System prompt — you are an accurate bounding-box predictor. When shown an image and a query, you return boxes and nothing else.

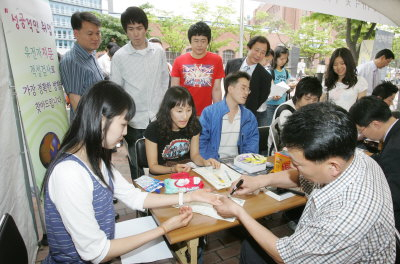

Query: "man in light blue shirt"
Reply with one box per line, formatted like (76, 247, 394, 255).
(60, 12, 104, 121)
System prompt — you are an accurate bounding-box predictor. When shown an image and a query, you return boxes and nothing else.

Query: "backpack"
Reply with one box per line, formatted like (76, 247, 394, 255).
(268, 104, 295, 155)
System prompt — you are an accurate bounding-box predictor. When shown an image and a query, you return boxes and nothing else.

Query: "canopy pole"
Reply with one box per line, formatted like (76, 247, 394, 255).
(239, 0, 245, 57)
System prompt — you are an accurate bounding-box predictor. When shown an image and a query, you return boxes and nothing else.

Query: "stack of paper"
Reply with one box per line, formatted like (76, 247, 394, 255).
(189, 196, 245, 222)
(193, 164, 241, 190)
(234, 153, 267, 173)
(269, 81, 290, 98)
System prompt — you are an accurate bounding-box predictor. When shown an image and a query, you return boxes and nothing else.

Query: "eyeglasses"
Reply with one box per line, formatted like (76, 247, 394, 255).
(358, 123, 371, 136)
(240, 87, 251, 94)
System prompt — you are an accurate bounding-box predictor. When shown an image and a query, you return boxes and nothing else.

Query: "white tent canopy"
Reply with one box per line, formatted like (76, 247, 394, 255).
(360, 0, 400, 27)
(252, 0, 398, 26)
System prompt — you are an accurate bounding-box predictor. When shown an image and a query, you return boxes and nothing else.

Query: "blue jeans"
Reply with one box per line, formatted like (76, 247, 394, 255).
(255, 110, 268, 127)
(266, 104, 279, 126)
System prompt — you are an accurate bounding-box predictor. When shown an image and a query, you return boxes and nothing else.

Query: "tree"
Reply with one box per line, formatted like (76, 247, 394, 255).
(289, 18, 344, 63)
(246, 10, 291, 43)
(156, 12, 190, 53)
(92, 12, 128, 51)
(304, 13, 376, 63)
(191, 1, 237, 53)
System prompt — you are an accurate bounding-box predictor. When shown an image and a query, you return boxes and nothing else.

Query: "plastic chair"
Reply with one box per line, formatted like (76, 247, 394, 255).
(134, 137, 148, 180)
(0, 213, 28, 264)
(258, 126, 269, 155)
(134, 138, 150, 217)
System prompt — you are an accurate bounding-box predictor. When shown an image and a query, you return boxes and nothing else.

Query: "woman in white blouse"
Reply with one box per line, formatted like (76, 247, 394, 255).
(321, 47, 367, 111)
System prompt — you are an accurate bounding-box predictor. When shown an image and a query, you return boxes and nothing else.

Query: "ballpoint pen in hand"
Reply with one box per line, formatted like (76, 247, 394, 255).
(230, 179, 244, 196)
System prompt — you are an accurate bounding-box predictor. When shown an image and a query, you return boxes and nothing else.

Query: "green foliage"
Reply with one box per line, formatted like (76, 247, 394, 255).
(92, 12, 128, 51)
(191, 1, 237, 52)
(156, 13, 189, 52)
(382, 26, 400, 68)
(304, 13, 376, 62)
(243, 10, 291, 52)
(289, 18, 344, 62)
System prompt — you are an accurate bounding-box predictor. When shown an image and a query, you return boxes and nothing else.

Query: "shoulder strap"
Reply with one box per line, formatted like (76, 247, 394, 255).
(271, 69, 275, 80)
(275, 104, 295, 119)
(285, 69, 289, 79)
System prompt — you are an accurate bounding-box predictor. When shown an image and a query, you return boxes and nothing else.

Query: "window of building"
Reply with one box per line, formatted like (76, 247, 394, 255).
(165, 48, 181, 66)
(222, 49, 235, 64)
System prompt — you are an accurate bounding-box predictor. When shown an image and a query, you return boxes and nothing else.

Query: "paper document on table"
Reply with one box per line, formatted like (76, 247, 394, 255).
(269, 81, 290, 98)
(193, 164, 241, 190)
(189, 196, 245, 222)
(115, 216, 173, 263)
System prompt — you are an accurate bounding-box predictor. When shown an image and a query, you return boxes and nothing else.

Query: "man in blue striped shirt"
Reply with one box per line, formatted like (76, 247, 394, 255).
(60, 12, 104, 121)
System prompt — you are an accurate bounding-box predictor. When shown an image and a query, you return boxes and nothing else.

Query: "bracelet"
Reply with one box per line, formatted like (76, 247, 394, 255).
(160, 225, 168, 234)
(178, 192, 184, 206)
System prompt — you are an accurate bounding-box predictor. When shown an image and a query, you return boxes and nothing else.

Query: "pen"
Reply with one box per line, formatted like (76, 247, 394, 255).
(230, 179, 244, 196)
(224, 171, 232, 182)
(277, 187, 305, 196)
(215, 173, 225, 183)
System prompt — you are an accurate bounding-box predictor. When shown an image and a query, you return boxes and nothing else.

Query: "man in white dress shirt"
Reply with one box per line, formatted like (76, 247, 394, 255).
(111, 6, 169, 179)
(357, 49, 394, 95)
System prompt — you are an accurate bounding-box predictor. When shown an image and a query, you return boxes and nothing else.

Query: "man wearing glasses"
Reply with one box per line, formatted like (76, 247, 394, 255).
(349, 96, 400, 263)
(199, 71, 259, 160)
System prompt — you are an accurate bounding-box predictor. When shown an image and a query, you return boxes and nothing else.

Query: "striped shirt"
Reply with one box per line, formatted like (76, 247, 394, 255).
(44, 155, 115, 264)
(276, 150, 396, 263)
(111, 41, 169, 129)
(218, 109, 241, 158)
(60, 42, 104, 120)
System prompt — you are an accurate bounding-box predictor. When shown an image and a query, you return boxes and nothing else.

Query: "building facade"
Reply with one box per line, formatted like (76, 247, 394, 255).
(49, 0, 102, 55)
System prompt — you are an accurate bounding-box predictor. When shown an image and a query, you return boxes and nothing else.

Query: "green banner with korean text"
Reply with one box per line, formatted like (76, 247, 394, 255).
(0, 0, 68, 188)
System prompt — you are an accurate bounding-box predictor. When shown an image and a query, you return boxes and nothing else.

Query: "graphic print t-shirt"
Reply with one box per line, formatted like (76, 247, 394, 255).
(171, 52, 225, 115)
(144, 121, 200, 165)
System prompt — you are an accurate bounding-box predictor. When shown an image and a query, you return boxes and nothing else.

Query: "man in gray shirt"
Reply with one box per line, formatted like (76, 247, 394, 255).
(111, 7, 169, 179)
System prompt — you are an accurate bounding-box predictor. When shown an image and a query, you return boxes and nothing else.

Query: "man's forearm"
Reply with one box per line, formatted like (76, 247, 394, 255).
(258, 169, 300, 189)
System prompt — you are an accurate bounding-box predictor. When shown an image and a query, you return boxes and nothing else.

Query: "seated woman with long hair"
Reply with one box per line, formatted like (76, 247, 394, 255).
(42, 81, 220, 263)
(145, 86, 220, 175)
